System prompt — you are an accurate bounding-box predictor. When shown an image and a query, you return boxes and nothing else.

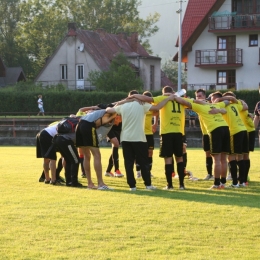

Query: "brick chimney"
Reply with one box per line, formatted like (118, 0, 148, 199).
(117, 32, 127, 40)
(67, 22, 77, 36)
(96, 28, 106, 38)
(130, 32, 138, 53)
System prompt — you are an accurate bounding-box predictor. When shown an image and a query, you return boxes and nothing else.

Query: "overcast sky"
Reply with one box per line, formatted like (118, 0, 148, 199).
(138, 0, 188, 63)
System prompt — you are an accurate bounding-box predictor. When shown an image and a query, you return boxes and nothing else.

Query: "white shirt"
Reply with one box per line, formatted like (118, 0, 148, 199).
(114, 101, 152, 142)
(38, 98, 43, 108)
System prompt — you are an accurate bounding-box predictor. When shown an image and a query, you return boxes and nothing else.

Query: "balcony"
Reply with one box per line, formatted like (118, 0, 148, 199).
(209, 12, 260, 32)
(195, 49, 243, 67)
(187, 83, 236, 91)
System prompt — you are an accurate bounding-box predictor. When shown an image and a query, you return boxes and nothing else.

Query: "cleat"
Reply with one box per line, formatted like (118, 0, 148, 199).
(179, 185, 186, 190)
(105, 172, 114, 177)
(163, 186, 174, 190)
(129, 187, 137, 191)
(146, 185, 157, 190)
(204, 174, 214, 180)
(114, 170, 124, 177)
(209, 185, 223, 190)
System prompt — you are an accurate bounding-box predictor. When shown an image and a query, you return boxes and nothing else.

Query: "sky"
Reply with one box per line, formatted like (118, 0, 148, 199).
(138, 0, 188, 63)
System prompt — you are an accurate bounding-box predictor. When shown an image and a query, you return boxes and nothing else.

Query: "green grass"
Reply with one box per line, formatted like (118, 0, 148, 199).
(1, 147, 260, 259)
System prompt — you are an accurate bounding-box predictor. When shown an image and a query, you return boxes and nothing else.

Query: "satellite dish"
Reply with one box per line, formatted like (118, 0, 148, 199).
(79, 43, 84, 52)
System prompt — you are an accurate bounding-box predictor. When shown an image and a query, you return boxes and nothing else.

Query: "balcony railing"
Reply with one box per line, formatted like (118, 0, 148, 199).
(187, 83, 237, 91)
(209, 13, 260, 31)
(195, 49, 243, 67)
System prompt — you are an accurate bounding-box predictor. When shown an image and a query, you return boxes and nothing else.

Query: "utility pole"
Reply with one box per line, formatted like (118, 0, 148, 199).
(176, 1, 183, 91)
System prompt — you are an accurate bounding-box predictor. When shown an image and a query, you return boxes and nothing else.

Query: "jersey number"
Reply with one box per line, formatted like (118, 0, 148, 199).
(171, 101, 181, 113)
(231, 106, 238, 116)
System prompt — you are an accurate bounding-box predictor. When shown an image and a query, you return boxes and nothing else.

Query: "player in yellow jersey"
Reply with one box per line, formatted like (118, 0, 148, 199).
(195, 89, 214, 180)
(214, 91, 249, 187)
(129, 86, 187, 190)
(238, 99, 255, 183)
(173, 95, 230, 190)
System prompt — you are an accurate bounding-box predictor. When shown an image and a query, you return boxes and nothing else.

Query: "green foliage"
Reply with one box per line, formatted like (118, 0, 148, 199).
(0, 0, 160, 80)
(88, 53, 143, 92)
(162, 59, 187, 85)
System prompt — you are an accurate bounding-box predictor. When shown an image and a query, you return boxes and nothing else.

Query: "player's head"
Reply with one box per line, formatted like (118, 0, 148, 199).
(195, 88, 206, 100)
(162, 86, 173, 94)
(128, 90, 139, 96)
(143, 91, 152, 97)
(223, 91, 236, 97)
(210, 91, 222, 103)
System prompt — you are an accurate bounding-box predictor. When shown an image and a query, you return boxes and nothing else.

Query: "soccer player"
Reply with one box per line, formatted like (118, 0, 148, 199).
(194, 89, 214, 180)
(214, 91, 249, 187)
(173, 95, 229, 189)
(106, 90, 175, 191)
(129, 86, 187, 190)
(136, 91, 158, 179)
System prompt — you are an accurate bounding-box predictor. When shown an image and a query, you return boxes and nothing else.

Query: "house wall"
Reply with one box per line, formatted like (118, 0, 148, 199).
(187, 0, 260, 90)
(133, 58, 161, 91)
(36, 37, 100, 90)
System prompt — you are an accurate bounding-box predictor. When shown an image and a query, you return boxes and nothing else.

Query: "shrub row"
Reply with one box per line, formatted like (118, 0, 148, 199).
(0, 89, 259, 114)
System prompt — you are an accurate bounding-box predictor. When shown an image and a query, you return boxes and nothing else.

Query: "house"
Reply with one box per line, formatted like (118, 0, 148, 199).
(0, 57, 26, 87)
(173, 0, 260, 91)
(35, 23, 173, 91)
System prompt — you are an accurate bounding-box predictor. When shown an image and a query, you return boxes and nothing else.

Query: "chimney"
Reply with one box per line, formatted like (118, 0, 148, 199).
(67, 22, 77, 37)
(117, 32, 127, 40)
(96, 28, 106, 38)
(130, 32, 138, 53)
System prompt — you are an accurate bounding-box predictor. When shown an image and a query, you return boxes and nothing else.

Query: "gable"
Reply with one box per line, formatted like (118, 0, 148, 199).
(173, 0, 225, 61)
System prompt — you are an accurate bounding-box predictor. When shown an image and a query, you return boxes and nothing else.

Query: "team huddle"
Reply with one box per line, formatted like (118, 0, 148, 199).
(36, 86, 256, 190)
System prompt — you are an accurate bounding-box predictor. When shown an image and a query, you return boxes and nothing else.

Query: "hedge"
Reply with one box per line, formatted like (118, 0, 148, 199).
(0, 88, 259, 114)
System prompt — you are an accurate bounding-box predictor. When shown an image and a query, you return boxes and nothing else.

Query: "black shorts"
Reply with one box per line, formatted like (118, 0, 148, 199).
(159, 133, 183, 158)
(230, 130, 249, 155)
(202, 134, 210, 152)
(248, 130, 255, 152)
(146, 134, 154, 150)
(183, 135, 187, 146)
(209, 126, 230, 154)
(76, 120, 99, 148)
(53, 135, 79, 164)
(107, 129, 121, 143)
(36, 130, 57, 160)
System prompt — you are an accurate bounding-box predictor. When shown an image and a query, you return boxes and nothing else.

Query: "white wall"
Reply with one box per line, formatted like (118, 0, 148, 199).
(187, 0, 260, 90)
(36, 37, 100, 90)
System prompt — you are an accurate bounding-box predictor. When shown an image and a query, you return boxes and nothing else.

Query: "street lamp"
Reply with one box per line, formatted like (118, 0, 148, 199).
(176, 1, 183, 91)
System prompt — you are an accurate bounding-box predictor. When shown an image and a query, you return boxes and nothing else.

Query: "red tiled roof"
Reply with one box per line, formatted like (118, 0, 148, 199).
(76, 29, 151, 71)
(173, 0, 225, 61)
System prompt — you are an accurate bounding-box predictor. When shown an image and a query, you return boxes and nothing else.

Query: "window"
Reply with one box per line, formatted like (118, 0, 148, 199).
(76, 64, 84, 80)
(232, 0, 260, 14)
(249, 34, 258, 46)
(217, 70, 236, 89)
(61, 65, 67, 80)
(150, 65, 154, 90)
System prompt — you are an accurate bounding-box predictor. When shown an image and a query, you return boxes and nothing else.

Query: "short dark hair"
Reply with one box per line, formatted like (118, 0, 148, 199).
(143, 91, 152, 97)
(195, 88, 206, 96)
(162, 86, 173, 94)
(211, 91, 222, 98)
(223, 91, 236, 97)
(128, 90, 139, 96)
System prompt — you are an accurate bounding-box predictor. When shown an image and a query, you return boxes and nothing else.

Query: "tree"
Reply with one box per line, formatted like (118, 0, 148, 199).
(162, 59, 187, 85)
(4, 0, 160, 79)
(88, 52, 143, 92)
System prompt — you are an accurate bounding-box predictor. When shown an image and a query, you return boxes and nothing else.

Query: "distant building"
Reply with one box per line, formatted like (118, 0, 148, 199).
(0, 57, 26, 87)
(174, 0, 260, 91)
(35, 23, 173, 91)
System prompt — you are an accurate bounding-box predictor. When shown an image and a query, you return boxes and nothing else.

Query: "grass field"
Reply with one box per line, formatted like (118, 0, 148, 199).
(1, 147, 260, 259)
